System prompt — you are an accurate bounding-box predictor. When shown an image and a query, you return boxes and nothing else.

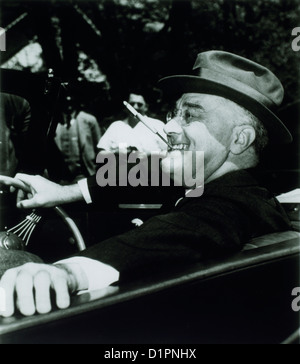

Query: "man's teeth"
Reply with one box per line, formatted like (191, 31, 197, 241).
(170, 144, 189, 151)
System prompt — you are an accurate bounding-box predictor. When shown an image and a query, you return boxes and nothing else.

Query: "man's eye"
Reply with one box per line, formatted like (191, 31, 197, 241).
(183, 110, 198, 124)
(184, 110, 193, 120)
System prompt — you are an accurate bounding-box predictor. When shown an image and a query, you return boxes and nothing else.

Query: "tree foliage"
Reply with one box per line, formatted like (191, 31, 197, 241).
(1, 0, 299, 186)
(1, 0, 300, 115)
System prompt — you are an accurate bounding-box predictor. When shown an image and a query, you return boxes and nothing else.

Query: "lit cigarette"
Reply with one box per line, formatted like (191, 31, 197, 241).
(123, 101, 172, 149)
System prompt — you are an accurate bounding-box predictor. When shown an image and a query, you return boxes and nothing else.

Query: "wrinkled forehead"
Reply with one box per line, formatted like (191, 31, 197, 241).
(176, 93, 239, 129)
(177, 93, 225, 110)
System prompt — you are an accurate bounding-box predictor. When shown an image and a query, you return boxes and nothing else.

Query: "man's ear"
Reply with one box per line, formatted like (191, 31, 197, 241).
(230, 125, 256, 155)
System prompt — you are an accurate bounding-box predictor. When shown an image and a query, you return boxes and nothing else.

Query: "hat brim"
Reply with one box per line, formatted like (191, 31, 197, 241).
(159, 75, 292, 144)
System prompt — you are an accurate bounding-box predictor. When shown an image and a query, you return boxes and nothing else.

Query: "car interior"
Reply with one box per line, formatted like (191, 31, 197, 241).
(0, 68, 299, 344)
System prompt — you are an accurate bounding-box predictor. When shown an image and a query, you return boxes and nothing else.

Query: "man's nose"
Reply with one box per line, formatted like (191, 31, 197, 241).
(164, 118, 183, 135)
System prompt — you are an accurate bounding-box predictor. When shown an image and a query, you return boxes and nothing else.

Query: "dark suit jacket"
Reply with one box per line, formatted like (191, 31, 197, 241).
(79, 169, 291, 284)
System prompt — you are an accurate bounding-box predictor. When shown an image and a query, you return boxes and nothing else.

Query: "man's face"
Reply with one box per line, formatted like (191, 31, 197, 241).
(128, 94, 148, 115)
(161, 93, 236, 186)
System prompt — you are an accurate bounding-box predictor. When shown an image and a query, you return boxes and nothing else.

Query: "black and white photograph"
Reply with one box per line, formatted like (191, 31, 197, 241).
(0, 0, 299, 345)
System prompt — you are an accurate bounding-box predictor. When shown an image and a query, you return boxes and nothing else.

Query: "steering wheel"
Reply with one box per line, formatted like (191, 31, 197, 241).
(0, 175, 86, 253)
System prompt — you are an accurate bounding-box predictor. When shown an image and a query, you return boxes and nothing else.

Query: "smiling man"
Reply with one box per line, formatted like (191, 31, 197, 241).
(0, 51, 293, 317)
(162, 91, 267, 188)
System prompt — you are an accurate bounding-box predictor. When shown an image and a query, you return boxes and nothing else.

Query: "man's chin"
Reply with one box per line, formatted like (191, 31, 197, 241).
(161, 154, 184, 176)
(164, 150, 186, 161)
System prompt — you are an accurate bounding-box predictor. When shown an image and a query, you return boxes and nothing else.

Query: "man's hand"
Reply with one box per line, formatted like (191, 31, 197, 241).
(13, 173, 84, 209)
(0, 263, 78, 317)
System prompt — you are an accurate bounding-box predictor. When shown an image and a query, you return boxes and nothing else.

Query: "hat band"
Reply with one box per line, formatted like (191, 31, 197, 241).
(196, 67, 277, 110)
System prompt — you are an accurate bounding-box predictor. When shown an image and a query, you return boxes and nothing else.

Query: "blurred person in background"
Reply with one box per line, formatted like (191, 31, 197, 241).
(55, 93, 102, 184)
(97, 92, 167, 154)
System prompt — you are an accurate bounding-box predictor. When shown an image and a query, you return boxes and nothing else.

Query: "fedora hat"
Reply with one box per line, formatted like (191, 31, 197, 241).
(159, 50, 292, 144)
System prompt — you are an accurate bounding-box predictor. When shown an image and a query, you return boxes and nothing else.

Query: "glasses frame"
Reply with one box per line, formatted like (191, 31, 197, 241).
(166, 107, 207, 126)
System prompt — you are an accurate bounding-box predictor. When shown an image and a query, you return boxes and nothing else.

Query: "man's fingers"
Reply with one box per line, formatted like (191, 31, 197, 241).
(15, 182, 35, 209)
(33, 271, 52, 314)
(10, 186, 16, 193)
(0, 264, 73, 317)
(14, 174, 62, 209)
(15, 173, 38, 188)
(17, 197, 39, 209)
(52, 274, 71, 310)
(16, 189, 26, 204)
(0, 269, 19, 317)
(15, 270, 35, 316)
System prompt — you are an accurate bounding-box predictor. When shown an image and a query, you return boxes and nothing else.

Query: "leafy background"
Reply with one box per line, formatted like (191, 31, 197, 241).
(0, 0, 300, 189)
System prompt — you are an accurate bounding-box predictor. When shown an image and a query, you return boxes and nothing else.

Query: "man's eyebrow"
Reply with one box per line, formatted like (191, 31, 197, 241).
(182, 102, 205, 110)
